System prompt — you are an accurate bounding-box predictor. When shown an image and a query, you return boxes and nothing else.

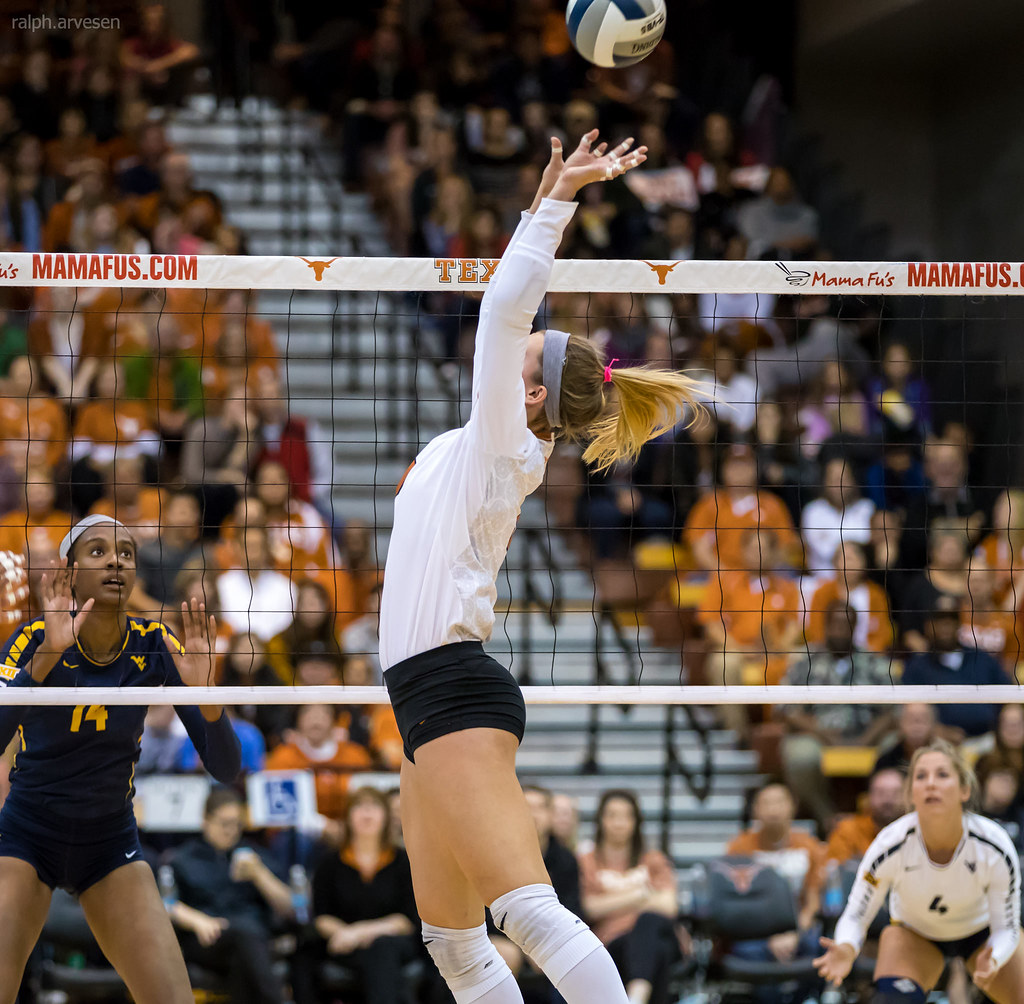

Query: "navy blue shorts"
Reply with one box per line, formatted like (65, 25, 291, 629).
(930, 926, 990, 960)
(384, 641, 527, 763)
(0, 796, 143, 895)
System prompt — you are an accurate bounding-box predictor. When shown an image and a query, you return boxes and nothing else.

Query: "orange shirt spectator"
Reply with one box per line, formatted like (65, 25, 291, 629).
(726, 783, 825, 929)
(960, 561, 1021, 669)
(825, 813, 878, 864)
(264, 705, 373, 820)
(0, 465, 73, 567)
(73, 398, 158, 461)
(90, 485, 164, 544)
(697, 531, 801, 686)
(806, 578, 894, 654)
(976, 489, 1024, 608)
(826, 768, 905, 862)
(0, 356, 69, 470)
(683, 446, 800, 572)
(254, 460, 334, 574)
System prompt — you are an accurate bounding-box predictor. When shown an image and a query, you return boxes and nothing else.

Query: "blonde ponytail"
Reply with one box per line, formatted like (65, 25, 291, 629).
(548, 333, 706, 473)
(581, 366, 706, 472)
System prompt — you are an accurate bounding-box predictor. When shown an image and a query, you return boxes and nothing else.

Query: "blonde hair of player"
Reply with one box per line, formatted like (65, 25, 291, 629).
(905, 738, 980, 813)
(529, 335, 705, 472)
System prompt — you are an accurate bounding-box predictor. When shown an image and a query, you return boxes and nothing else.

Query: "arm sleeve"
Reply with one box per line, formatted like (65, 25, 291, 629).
(469, 208, 535, 404)
(984, 830, 1022, 970)
(468, 198, 577, 456)
(832, 836, 896, 954)
(0, 624, 44, 747)
(175, 706, 241, 783)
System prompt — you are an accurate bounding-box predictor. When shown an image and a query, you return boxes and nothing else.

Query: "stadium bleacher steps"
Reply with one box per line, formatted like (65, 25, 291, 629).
(167, 95, 764, 862)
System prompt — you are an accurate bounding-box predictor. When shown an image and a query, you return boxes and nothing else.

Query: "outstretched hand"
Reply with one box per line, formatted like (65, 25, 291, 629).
(812, 937, 855, 987)
(163, 597, 217, 690)
(548, 131, 647, 202)
(971, 945, 998, 991)
(39, 565, 93, 656)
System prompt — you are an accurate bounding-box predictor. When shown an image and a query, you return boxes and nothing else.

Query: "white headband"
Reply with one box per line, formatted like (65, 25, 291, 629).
(542, 329, 571, 429)
(59, 515, 131, 561)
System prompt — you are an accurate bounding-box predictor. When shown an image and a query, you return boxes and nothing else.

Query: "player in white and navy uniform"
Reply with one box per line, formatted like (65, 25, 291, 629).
(815, 740, 1024, 1003)
(380, 133, 702, 1004)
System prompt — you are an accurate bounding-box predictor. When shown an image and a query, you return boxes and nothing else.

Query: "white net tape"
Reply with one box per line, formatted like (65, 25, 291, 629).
(2, 685, 1019, 706)
(7, 252, 1024, 293)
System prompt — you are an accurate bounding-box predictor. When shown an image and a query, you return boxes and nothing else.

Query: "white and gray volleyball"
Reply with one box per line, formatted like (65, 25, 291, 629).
(566, 0, 666, 68)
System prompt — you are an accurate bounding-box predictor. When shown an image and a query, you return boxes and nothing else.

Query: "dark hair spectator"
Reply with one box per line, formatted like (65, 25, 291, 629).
(578, 789, 683, 1004)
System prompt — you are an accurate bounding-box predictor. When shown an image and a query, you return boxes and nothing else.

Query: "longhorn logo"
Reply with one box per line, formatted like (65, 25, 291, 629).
(299, 258, 338, 281)
(713, 861, 764, 894)
(642, 260, 682, 285)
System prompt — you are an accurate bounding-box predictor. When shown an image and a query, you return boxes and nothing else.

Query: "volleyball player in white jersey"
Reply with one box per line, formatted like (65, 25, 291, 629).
(815, 740, 1024, 1003)
(380, 132, 701, 1004)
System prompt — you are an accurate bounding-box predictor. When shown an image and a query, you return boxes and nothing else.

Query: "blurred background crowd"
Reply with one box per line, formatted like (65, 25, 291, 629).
(0, 1, 1021, 1002)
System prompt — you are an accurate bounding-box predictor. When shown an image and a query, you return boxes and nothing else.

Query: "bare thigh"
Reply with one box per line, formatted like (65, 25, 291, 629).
(0, 858, 52, 1004)
(967, 932, 1024, 1004)
(406, 728, 551, 917)
(874, 924, 946, 991)
(401, 754, 484, 929)
(79, 861, 193, 1004)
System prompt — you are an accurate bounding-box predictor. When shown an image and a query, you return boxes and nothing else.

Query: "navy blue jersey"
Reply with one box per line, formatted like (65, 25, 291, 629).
(0, 617, 241, 818)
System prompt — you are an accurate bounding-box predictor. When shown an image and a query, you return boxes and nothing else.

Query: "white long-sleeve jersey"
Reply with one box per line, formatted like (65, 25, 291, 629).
(379, 198, 578, 670)
(834, 811, 1021, 969)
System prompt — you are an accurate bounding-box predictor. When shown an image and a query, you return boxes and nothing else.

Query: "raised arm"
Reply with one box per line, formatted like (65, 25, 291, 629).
(469, 132, 646, 455)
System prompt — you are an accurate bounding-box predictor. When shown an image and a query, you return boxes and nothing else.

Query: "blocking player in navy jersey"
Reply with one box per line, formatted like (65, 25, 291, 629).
(815, 739, 1024, 1004)
(0, 515, 241, 1004)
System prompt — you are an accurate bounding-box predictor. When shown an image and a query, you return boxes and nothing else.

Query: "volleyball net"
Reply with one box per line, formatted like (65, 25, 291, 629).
(2, 252, 1024, 718)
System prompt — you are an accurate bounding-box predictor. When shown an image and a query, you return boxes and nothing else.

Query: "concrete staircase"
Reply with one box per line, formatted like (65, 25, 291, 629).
(166, 95, 763, 862)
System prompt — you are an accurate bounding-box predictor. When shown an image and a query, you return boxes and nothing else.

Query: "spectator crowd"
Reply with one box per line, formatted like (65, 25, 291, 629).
(1, 2, 1023, 1003)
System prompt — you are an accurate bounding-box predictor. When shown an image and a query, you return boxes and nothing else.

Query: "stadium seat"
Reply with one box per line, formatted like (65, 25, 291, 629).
(319, 956, 426, 1003)
(701, 856, 819, 989)
(39, 890, 126, 1000)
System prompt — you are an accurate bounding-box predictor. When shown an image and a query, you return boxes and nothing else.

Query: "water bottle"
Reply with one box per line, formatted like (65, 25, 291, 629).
(158, 865, 178, 912)
(290, 863, 311, 924)
(677, 866, 694, 917)
(823, 859, 844, 918)
(690, 862, 709, 920)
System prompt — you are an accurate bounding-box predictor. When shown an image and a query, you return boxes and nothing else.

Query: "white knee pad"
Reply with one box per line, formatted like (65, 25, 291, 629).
(489, 883, 603, 985)
(422, 922, 512, 1004)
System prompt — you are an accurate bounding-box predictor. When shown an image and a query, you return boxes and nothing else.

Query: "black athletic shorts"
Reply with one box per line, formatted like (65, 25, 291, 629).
(929, 926, 990, 960)
(383, 641, 527, 763)
(0, 795, 144, 895)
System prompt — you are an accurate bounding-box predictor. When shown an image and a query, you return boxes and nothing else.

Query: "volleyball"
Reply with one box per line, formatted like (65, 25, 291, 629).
(566, 0, 667, 68)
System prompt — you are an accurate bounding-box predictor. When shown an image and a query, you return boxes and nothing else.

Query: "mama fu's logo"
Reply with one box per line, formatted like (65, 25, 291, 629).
(776, 262, 811, 286)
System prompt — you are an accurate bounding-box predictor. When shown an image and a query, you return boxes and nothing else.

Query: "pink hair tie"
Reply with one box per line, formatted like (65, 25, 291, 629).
(603, 358, 619, 383)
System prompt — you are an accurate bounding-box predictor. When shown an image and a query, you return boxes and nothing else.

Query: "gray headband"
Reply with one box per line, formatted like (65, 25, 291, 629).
(59, 515, 130, 561)
(542, 329, 571, 429)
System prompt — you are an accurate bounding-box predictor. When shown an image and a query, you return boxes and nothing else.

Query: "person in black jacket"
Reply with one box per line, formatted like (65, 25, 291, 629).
(490, 785, 583, 1002)
(311, 786, 419, 1004)
(169, 786, 293, 1004)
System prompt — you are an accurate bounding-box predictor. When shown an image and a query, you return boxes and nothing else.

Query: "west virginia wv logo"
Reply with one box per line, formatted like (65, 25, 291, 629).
(299, 258, 338, 281)
(131, 655, 146, 672)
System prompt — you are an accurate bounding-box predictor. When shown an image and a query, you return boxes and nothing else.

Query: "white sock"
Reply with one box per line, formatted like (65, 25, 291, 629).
(489, 884, 629, 1003)
(421, 922, 524, 1004)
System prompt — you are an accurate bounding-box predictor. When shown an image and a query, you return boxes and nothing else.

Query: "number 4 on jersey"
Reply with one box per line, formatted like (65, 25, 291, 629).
(928, 895, 948, 914)
(70, 705, 108, 732)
